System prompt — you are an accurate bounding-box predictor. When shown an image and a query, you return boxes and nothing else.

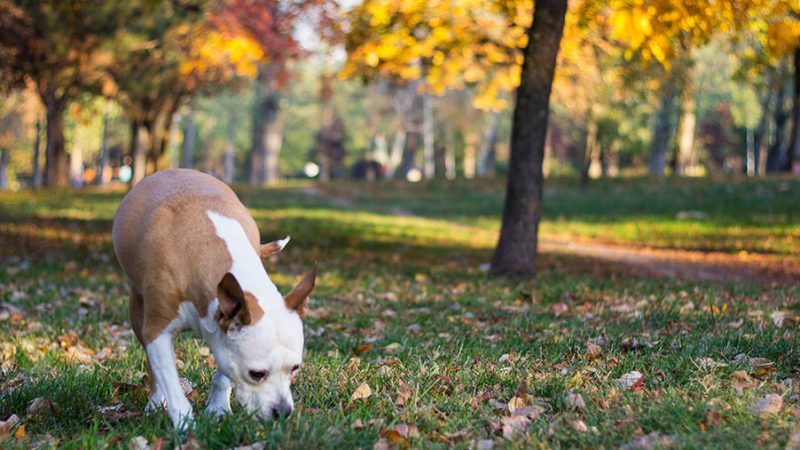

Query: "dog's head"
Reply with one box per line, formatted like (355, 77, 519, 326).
(212, 264, 316, 420)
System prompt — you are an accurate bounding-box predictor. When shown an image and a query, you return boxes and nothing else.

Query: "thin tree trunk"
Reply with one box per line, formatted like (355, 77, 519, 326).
(422, 91, 435, 179)
(398, 131, 419, 180)
(249, 66, 282, 185)
(69, 144, 82, 187)
(386, 81, 417, 179)
(169, 112, 181, 169)
(43, 92, 69, 188)
(387, 130, 406, 179)
(0, 148, 9, 190)
(673, 73, 697, 176)
(96, 107, 110, 186)
(490, 0, 567, 278)
(444, 124, 456, 179)
(649, 83, 676, 176)
(767, 82, 789, 172)
(463, 131, 478, 179)
(131, 121, 149, 186)
(752, 89, 773, 176)
(182, 105, 196, 169)
(477, 109, 501, 177)
(32, 117, 42, 189)
(789, 47, 800, 174)
(580, 114, 599, 188)
(223, 121, 235, 184)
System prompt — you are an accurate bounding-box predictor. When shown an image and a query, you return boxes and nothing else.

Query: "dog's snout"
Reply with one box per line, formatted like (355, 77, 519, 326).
(271, 400, 292, 418)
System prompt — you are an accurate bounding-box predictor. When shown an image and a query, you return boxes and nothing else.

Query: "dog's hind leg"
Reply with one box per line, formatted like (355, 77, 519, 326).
(129, 287, 167, 409)
(205, 371, 232, 417)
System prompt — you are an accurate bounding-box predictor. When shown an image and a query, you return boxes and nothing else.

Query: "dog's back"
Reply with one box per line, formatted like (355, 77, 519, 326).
(112, 169, 260, 343)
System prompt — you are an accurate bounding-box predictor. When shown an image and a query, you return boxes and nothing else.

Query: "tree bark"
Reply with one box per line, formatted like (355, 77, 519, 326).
(386, 81, 417, 179)
(490, 0, 568, 278)
(790, 47, 800, 174)
(673, 73, 697, 176)
(223, 121, 235, 184)
(422, 91, 435, 179)
(752, 89, 773, 176)
(580, 114, 599, 188)
(249, 66, 282, 185)
(131, 120, 150, 186)
(398, 131, 419, 180)
(0, 148, 9, 191)
(477, 109, 501, 177)
(43, 91, 69, 188)
(96, 108, 110, 185)
(649, 83, 676, 176)
(32, 117, 43, 189)
(182, 105, 196, 169)
(767, 82, 789, 172)
(444, 123, 456, 179)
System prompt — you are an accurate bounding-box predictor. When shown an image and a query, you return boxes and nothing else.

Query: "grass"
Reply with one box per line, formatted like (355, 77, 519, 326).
(0, 176, 798, 449)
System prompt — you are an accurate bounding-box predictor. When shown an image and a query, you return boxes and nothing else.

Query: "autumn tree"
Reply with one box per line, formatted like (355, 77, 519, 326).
(0, 1, 125, 187)
(490, 0, 567, 277)
(344, 0, 527, 179)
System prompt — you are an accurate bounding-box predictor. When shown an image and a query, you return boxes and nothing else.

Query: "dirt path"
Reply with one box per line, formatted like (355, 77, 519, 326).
(301, 186, 799, 285)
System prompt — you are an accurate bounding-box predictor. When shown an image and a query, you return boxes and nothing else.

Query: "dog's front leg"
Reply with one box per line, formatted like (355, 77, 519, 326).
(205, 371, 232, 417)
(145, 333, 193, 428)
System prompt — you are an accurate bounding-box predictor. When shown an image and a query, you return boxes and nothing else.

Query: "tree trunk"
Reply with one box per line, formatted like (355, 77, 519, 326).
(96, 108, 111, 186)
(398, 131, 419, 180)
(43, 92, 69, 188)
(649, 83, 676, 176)
(752, 89, 773, 176)
(790, 47, 800, 174)
(131, 121, 150, 186)
(182, 105, 196, 169)
(386, 81, 417, 179)
(422, 91, 435, 179)
(0, 148, 9, 190)
(767, 82, 789, 172)
(32, 117, 43, 189)
(477, 109, 501, 177)
(69, 145, 82, 187)
(490, 0, 567, 278)
(580, 114, 599, 188)
(223, 121, 235, 184)
(673, 73, 697, 176)
(444, 124, 456, 179)
(387, 130, 407, 179)
(249, 66, 282, 185)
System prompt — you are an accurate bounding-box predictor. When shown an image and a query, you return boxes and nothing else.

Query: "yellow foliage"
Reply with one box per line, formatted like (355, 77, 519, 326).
(181, 31, 265, 80)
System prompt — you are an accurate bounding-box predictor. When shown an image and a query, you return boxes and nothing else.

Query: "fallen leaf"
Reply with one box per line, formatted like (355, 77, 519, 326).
(566, 393, 586, 409)
(507, 396, 527, 413)
(511, 405, 544, 419)
(621, 432, 676, 450)
(350, 382, 372, 401)
(233, 444, 265, 450)
(355, 344, 374, 354)
(0, 414, 19, 439)
(697, 358, 728, 370)
(13, 424, 25, 439)
(494, 415, 530, 439)
(351, 419, 364, 430)
(619, 371, 644, 391)
(26, 397, 57, 416)
(770, 311, 786, 327)
(129, 436, 149, 450)
(373, 438, 391, 450)
(585, 341, 602, 359)
(729, 370, 758, 394)
(703, 410, 722, 428)
(572, 420, 589, 432)
(476, 439, 495, 449)
(752, 394, 783, 417)
(405, 324, 421, 334)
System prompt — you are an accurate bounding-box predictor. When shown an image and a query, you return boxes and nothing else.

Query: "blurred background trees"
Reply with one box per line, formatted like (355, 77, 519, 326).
(0, 0, 797, 190)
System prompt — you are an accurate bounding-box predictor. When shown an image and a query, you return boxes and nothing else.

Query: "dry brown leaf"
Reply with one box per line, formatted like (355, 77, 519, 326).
(350, 382, 372, 401)
(752, 394, 783, 417)
(585, 341, 602, 360)
(507, 396, 527, 413)
(373, 438, 391, 450)
(619, 371, 644, 391)
(566, 393, 586, 409)
(351, 419, 365, 430)
(572, 420, 589, 432)
(621, 432, 676, 450)
(0, 414, 19, 439)
(129, 435, 149, 450)
(729, 370, 758, 394)
(26, 397, 57, 416)
(703, 410, 722, 428)
(355, 344, 374, 354)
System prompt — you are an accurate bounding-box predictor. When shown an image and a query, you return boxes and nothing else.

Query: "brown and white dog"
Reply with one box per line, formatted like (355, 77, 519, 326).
(112, 169, 315, 428)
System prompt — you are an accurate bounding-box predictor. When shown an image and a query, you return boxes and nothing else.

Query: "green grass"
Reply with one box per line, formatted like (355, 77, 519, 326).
(0, 177, 798, 449)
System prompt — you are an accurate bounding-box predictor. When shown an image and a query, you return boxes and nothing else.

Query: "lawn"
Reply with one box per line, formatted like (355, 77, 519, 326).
(0, 177, 798, 449)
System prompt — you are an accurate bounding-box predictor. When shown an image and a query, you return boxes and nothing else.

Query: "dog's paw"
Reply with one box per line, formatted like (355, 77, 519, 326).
(168, 399, 194, 430)
(145, 391, 167, 412)
(204, 402, 231, 419)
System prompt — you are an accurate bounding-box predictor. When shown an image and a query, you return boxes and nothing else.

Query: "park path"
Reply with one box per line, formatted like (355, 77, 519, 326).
(301, 186, 799, 285)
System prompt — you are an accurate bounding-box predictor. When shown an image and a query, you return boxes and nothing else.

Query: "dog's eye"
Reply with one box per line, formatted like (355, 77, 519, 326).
(248, 370, 268, 382)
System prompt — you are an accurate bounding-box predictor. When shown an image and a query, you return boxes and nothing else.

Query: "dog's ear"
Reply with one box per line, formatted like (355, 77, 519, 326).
(217, 273, 262, 333)
(284, 265, 316, 318)
(260, 236, 290, 258)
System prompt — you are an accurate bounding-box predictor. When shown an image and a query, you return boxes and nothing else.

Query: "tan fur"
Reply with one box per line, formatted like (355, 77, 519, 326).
(112, 169, 265, 344)
(284, 265, 316, 318)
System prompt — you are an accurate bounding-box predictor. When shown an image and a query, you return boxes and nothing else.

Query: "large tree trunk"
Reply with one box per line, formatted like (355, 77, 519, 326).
(182, 105, 196, 169)
(673, 72, 697, 176)
(477, 109, 501, 177)
(43, 92, 69, 188)
(249, 67, 282, 185)
(0, 148, 9, 190)
(130, 120, 150, 186)
(790, 47, 800, 174)
(422, 91, 435, 179)
(767, 82, 789, 172)
(32, 117, 43, 189)
(490, 0, 567, 278)
(398, 131, 419, 180)
(649, 83, 676, 176)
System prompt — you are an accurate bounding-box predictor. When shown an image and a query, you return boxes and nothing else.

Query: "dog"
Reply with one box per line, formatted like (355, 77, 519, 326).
(112, 169, 315, 428)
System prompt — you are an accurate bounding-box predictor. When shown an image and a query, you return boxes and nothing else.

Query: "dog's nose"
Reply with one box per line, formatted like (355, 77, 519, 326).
(271, 401, 292, 418)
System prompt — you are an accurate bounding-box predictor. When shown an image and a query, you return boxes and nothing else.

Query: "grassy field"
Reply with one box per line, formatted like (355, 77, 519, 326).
(0, 176, 798, 449)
